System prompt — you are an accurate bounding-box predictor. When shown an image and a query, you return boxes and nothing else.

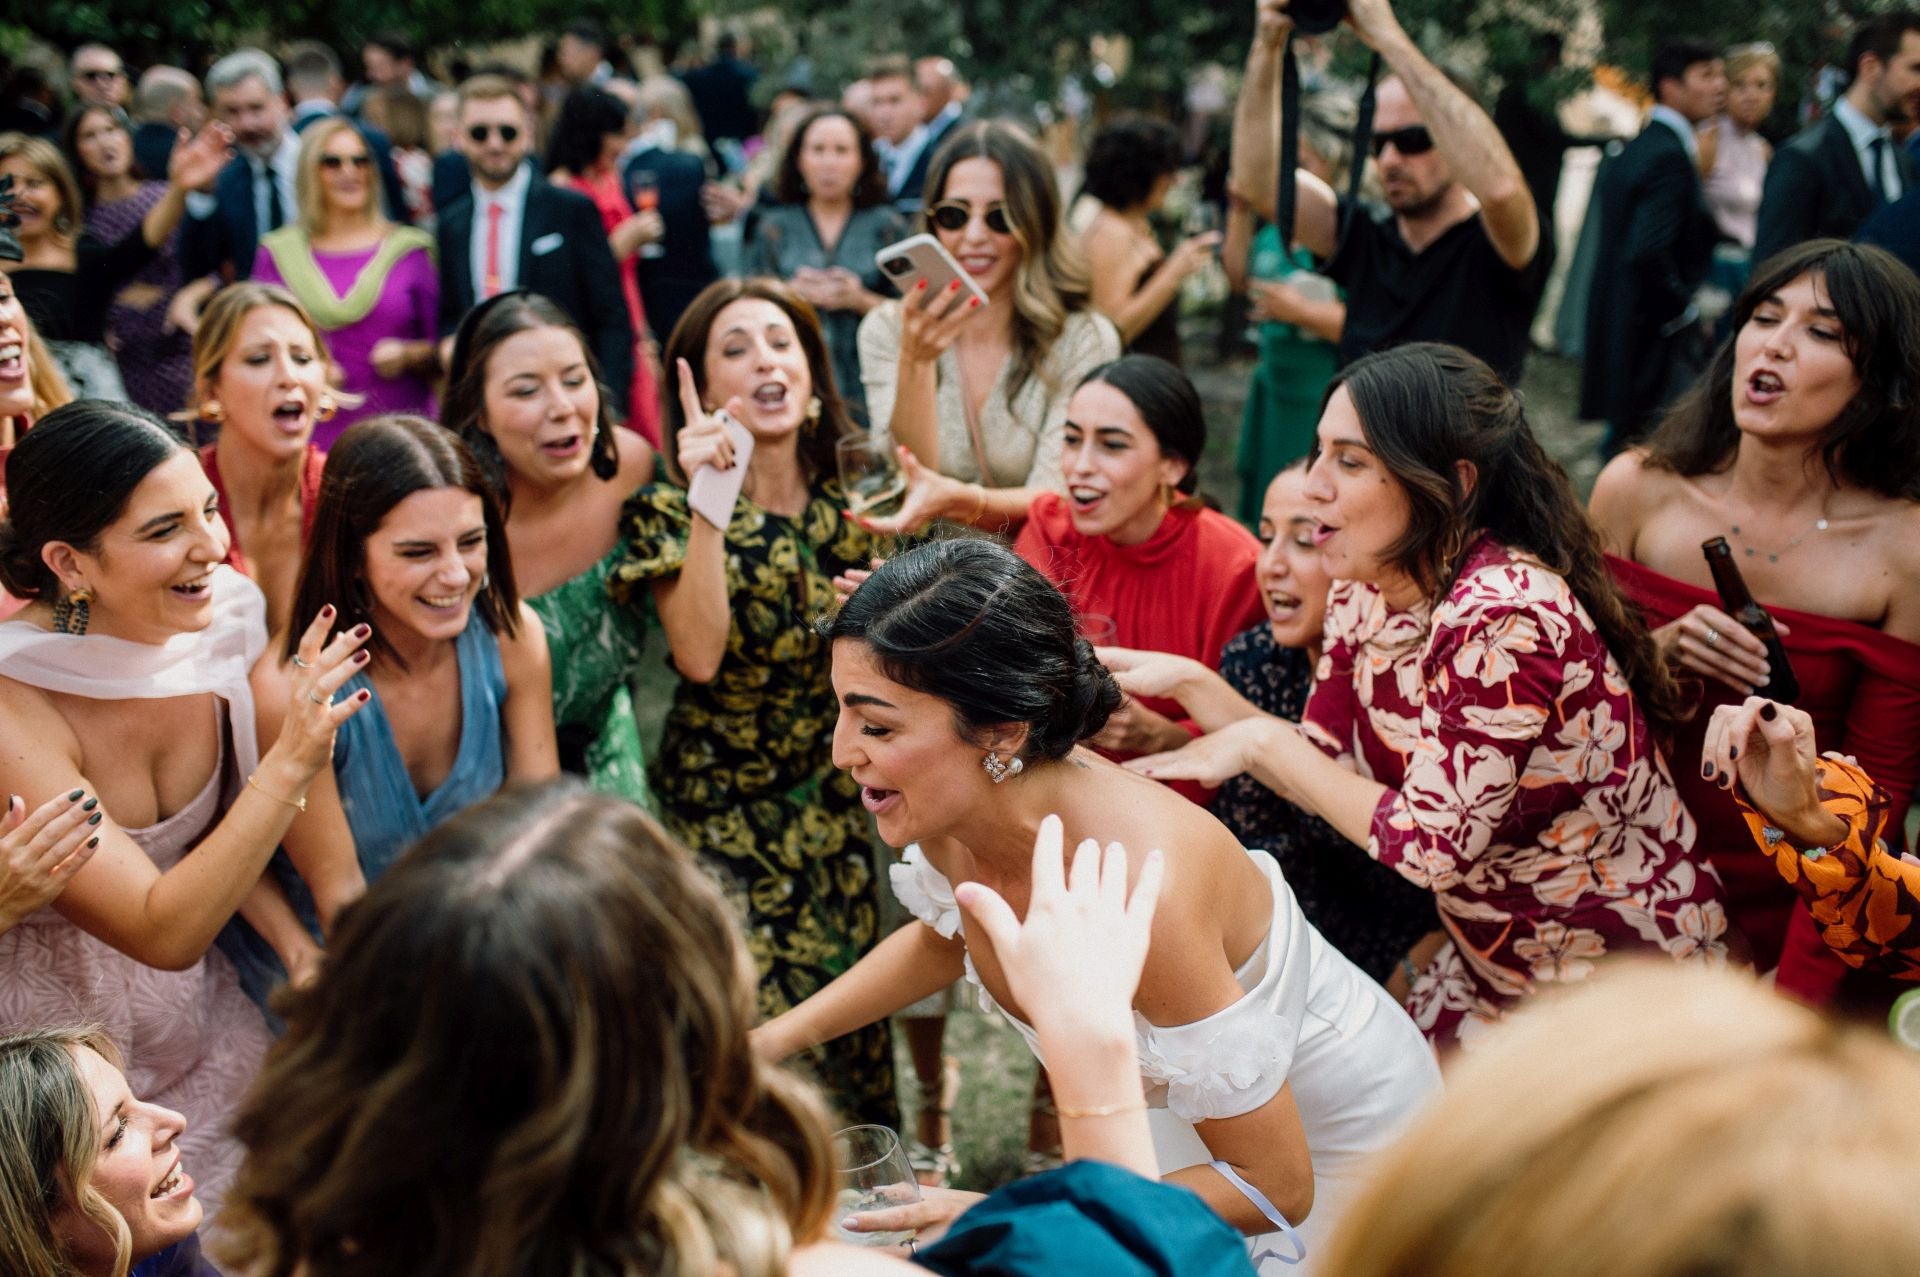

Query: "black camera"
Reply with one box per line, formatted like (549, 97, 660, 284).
(882, 257, 913, 276)
(1289, 0, 1347, 35)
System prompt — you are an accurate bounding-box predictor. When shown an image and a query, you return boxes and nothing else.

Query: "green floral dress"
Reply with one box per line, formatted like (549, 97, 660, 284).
(609, 477, 898, 1128)
(529, 545, 654, 811)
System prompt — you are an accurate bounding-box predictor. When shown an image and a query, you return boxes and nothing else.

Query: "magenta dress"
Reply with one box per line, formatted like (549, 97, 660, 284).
(251, 235, 439, 449)
(1301, 534, 1735, 1048)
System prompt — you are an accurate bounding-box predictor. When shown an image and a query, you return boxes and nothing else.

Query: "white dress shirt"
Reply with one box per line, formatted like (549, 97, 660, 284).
(254, 131, 302, 235)
(468, 163, 532, 298)
(1833, 96, 1903, 202)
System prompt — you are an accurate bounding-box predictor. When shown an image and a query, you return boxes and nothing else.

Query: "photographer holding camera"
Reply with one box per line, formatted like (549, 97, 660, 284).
(1231, 0, 1545, 384)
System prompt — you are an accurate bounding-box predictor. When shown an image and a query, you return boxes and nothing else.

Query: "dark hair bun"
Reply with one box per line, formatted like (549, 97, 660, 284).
(1041, 636, 1121, 755)
(0, 516, 54, 599)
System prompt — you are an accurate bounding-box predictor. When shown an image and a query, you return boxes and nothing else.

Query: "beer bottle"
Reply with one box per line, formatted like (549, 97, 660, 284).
(1701, 537, 1800, 703)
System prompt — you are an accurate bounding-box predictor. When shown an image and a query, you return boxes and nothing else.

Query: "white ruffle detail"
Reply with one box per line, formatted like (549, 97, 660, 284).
(1137, 1008, 1294, 1123)
(889, 844, 963, 939)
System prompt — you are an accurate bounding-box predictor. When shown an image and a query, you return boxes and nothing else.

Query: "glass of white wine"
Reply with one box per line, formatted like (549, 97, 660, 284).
(833, 1124, 922, 1251)
(837, 433, 907, 521)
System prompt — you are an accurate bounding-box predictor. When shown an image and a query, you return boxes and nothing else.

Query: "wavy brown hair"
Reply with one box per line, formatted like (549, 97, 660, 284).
(217, 783, 839, 1277)
(0, 1027, 134, 1277)
(658, 277, 852, 486)
(1327, 343, 1686, 734)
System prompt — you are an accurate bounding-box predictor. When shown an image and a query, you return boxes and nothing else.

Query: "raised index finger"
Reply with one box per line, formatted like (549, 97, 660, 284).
(675, 358, 704, 424)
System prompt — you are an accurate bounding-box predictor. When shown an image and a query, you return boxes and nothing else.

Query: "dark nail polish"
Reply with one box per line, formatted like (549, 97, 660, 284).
(1702, 763, 1715, 780)
(86, 835, 99, 849)
(6, 794, 16, 811)
(82, 798, 98, 812)
(357, 689, 372, 703)
(320, 604, 335, 618)
(1728, 745, 1739, 760)
(67, 789, 84, 802)
(87, 812, 102, 826)
(354, 650, 370, 663)
(1759, 702, 1777, 721)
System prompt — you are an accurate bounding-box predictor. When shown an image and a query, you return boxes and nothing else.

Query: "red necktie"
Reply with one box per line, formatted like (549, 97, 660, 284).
(483, 201, 505, 298)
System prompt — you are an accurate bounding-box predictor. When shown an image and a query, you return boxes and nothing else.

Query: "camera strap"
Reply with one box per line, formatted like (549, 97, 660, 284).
(1275, 41, 1382, 260)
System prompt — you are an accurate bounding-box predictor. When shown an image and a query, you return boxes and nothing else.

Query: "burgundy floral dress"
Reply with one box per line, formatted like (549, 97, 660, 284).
(1302, 535, 1734, 1047)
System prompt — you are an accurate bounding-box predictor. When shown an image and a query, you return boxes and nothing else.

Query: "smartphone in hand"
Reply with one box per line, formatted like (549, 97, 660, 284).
(876, 234, 990, 308)
(686, 409, 756, 530)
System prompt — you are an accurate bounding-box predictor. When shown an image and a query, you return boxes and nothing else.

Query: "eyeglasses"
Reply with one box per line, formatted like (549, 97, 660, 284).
(320, 154, 373, 170)
(77, 68, 127, 82)
(468, 123, 521, 144)
(929, 200, 1014, 235)
(1369, 126, 1435, 158)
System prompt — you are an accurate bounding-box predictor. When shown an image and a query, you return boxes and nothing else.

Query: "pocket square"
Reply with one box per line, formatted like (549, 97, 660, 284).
(531, 232, 564, 256)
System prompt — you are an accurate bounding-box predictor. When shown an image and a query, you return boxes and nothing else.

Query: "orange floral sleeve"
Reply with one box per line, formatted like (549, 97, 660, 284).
(1738, 756, 1920, 981)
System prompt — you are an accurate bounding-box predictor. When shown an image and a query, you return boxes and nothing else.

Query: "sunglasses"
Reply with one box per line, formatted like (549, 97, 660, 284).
(929, 200, 1014, 235)
(468, 123, 522, 144)
(77, 68, 126, 82)
(1369, 126, 1435, 158)
(320, 154, 372, 170)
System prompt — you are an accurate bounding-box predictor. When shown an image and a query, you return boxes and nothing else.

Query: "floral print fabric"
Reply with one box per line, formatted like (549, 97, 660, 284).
(1302, 535, 1733, 1047)
(609, 479, 898, 1128)
(1738, 755, 1920, 982)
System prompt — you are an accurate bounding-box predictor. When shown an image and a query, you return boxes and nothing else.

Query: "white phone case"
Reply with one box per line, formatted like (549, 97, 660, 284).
(686, 410, 756, 530)
(875, 233, 990, 308)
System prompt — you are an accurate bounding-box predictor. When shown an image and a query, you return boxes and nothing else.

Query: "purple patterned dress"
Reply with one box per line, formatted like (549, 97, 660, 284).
(84, 182, 194, 416)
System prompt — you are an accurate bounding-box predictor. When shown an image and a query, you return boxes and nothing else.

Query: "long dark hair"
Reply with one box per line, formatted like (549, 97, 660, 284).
(544, 84, 629, 176)
(772, 107, 888, 208)
(285, 415, 519, 669)
(658, 277, 850, 487)
(441, 290, 620, 502)
(61, 103, 140, 205)
(823, 538, 1121, 762)
(1643, 239, 1920, 500)
(1076, 355, 1205, 495)
(1329, 343, 1686, 733)
(218, 782, 839, 1277)
(0, 400, 185, 599)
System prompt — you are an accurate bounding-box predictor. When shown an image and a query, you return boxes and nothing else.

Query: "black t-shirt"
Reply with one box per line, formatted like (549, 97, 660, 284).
(1325, 199, 1547, 385)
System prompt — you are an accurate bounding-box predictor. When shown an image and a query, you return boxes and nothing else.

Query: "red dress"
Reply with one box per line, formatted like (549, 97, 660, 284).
(1014, 494, 1264, 802)
(198, 444, 328, 576)
(1608, 554, 1920, 1006)
(1305, 536, 1733, 1047)
(565, 167, 662, 447)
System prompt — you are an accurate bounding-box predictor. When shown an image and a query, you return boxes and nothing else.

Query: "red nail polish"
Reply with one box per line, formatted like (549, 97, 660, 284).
(968, 297, 982, 308)
(357, 689, 372, 703)
(354, 650, 370, 664)
(353, 624, 371, 639)
(320, 604, 335, 618)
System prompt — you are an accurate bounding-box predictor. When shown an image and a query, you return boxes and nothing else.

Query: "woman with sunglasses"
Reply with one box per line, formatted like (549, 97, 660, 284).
(251, 117, 439, 449)
(856, 121, 1119, 535)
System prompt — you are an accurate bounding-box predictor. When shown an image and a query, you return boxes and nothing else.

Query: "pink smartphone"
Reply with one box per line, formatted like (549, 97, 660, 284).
(686, 410, 756, 529)
(876, 233, 989, 308)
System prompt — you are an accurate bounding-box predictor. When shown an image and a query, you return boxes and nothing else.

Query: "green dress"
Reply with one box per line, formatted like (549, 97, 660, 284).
(608, 477, 898, 1129)
(528, 545, 654, 811)
(1237, 225, 1342, 525)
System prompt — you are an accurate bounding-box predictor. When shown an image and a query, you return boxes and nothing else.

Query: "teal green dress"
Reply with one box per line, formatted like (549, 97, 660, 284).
(528, 545, 654, 811)
(1237, 225, 1342, 525)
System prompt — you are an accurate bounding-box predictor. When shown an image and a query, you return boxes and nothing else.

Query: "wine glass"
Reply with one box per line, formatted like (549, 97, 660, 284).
(631, 171, 666, 259)
(837, 433, 907, 521)
(834, 1125, 922, 1250)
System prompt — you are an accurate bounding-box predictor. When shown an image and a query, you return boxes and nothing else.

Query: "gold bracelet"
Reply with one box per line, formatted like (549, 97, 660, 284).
(247, 773, 307, 814)
(1055, 1099, 1148, 1120)
(967, 483, 988, 523)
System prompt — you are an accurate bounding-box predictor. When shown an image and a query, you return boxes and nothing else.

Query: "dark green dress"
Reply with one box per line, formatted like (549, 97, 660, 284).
(609, 477, 898, 1129)
(528, 544, 654, 810)
(1237, 226, 1341, 525)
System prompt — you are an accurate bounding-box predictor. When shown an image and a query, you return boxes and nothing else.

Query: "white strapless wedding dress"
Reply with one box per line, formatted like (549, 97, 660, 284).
(892, 844, 1441, 1273)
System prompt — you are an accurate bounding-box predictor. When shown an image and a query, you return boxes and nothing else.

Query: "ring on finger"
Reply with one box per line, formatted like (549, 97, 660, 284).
(307, 689, 331, 706)
(291, 654, 312, 669)
(1703, 626, 1720, 646)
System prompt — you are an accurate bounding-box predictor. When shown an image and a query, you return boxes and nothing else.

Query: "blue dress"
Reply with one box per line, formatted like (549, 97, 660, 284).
(218, 611, 507, 1010)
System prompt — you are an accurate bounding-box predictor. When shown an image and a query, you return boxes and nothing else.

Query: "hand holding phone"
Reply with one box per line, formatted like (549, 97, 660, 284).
(876, 233, 989, 308)
(674, 358, 756, 530)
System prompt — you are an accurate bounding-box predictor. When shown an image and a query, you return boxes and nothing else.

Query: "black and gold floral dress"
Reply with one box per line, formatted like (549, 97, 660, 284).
(609, 477, 898, 1128)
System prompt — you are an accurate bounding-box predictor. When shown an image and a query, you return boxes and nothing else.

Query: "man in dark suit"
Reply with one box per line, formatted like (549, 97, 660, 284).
(436, 74, 634, 416)
(894, 58, 967, 216)
(182, 49, 300, 284)
(1753, 13, 1920, 269)
(680, 32, 760, 146)
(285, 42, 411, 224)
(1580, 40, 1726, 454)
(621, 82, 720, 341)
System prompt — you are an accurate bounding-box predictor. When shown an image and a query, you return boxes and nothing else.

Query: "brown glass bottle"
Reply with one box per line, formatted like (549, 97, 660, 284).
(1701, 537, 1800, 703)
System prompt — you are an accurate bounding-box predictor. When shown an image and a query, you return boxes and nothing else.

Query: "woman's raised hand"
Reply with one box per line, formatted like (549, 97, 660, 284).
(268, 607, 375, 777)
(1654, 603, 1786, 695)
(1701, 696, 1842, 846)
(673, 357, 747, 477)
(0, 791, 102, 933)
(849, 446, 967, 536)
(1128, 714, 1285, 789)
(1096, 646, 1210, 702)
(896, 278, 983, 367)
(166, 121, 234, 192)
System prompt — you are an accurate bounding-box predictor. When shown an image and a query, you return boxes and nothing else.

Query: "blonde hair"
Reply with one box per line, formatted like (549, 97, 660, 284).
(1321, 962, 1920, 1277)
(1725, 42, 1782, 84)
(293, 116, 390, 237)
(0, 132, 84, 239)
(0, 1027, 135, 1277)
(183, 283, 356, 433)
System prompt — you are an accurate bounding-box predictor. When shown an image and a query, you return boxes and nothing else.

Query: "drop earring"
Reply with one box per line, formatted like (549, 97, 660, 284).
(198, 400, 225, 424)
(52, 588, 93, 636)
(315, 393, 338, 422)
(982, 750, 1024, 784)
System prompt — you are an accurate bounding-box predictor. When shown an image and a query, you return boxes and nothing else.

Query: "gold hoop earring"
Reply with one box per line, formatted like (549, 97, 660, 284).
(198, 400, 225, 424)
(1441, 524, 1470, 575)
(52, 588, 93, 636)
(804, 395, 823, 436)
(315, 393, 338, 423)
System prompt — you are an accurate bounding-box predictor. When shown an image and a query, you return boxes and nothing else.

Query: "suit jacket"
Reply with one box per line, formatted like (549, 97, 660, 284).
(1579, 121, 1718, 426)
(430, 150, 471, 216)
(182, 154, 272, 283)
(436, 178, 635, 416)
(291, 104, 412, 225)
(132, 121, 176, 182)
(895, 110, 965, 215)
(1753, 115, 1920, 271)
(1856, 185, 1920, 275)
(620, 147, 718, 341)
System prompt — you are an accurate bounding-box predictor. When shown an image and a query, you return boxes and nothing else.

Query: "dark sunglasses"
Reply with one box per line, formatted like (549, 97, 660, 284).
(77, 68, 127, 81)
(1369, 126, 1435, 158)
(468, 123, 521, 144)
(319, 154, 372, 170)
(929, 199, 1013, 235)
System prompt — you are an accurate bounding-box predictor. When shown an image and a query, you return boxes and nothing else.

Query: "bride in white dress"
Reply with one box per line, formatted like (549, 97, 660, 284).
(756, 540, 1439, 1271)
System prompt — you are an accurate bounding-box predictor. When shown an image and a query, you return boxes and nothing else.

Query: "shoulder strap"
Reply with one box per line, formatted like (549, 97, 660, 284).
(951, 354, 995, 486)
